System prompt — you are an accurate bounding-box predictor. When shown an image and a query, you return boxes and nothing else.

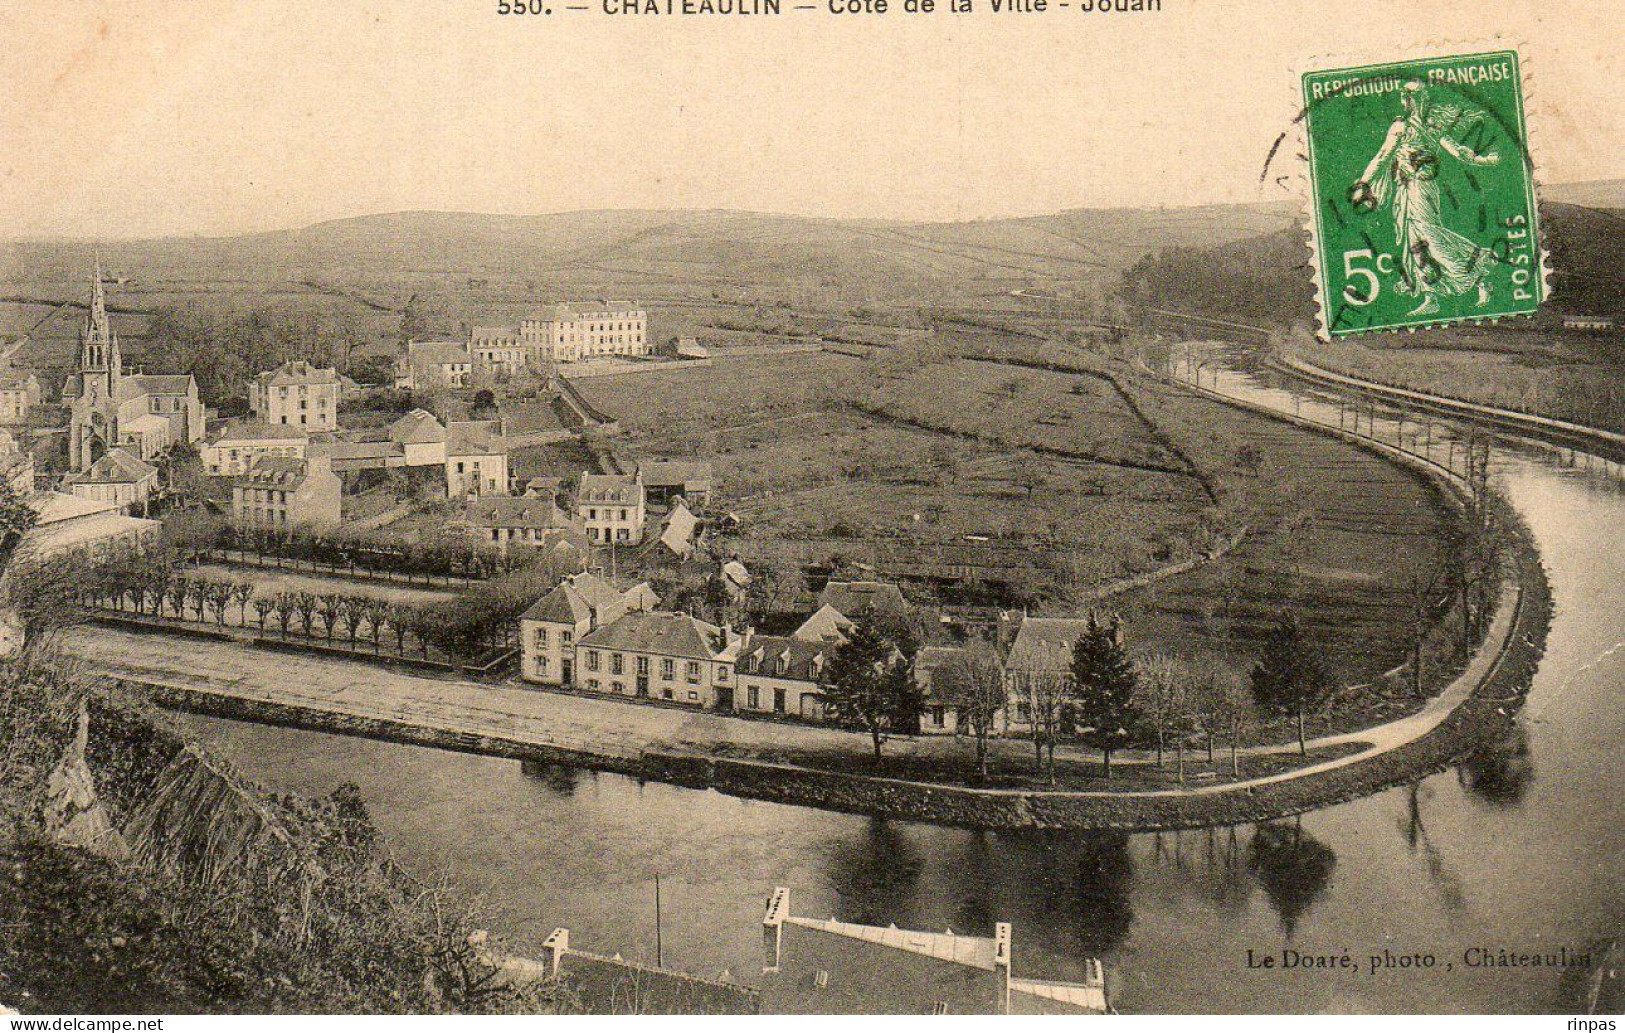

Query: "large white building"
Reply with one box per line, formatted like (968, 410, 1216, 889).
(249, 360, 343, 432)
(534, 302, 647, 363)
(411, 302, 649, 387)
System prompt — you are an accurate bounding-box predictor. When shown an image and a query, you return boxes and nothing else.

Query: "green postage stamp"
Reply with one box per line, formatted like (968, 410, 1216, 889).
(1300, 50, 1545, 338)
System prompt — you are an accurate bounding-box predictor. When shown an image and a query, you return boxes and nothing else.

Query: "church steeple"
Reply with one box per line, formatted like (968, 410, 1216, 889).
(80, 258, 121, 380)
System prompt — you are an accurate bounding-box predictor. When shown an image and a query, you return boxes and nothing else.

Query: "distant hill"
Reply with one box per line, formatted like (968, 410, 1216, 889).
(0, 203, 1296, 308)
(1119, 201, 1625, 325)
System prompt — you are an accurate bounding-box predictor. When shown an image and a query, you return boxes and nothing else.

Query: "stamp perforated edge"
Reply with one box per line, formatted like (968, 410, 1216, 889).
(1287, 38, 1555, 342)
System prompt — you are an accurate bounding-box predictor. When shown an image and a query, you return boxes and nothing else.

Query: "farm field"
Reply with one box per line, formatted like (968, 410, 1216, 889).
(1294, 326, 1625, 433)
(868, 358, 1188, 472)
(1116, 370, 1451, 690)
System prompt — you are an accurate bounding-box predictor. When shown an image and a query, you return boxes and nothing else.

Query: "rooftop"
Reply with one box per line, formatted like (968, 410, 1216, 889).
(63, 448, 157, 486)
(636, 458, 714, 490)
(578, 472, 642, 504)
(462, 495, 576, 529)
(208, 419, 309, 446)
(818, 580, 909, 618)
(407, 340, 473, 366)
(235, 455, 310, 489)
(578, 610, 731, 661)
(1005, 616, 1097, 672)
(256, 360, 341, 387)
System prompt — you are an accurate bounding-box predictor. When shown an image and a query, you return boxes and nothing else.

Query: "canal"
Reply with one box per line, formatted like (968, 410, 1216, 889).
(177, 352, 1625, 1013)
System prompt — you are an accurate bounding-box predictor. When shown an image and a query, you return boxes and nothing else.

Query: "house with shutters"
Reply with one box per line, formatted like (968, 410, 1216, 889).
(517, 572, 657, 687)
(248, 360, 342, 432)
(201, 420, 308, 477)
(732, 632, 828, 721)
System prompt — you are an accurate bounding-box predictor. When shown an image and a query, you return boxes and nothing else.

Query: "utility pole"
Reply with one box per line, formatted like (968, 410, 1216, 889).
(654, 873, 664, 969)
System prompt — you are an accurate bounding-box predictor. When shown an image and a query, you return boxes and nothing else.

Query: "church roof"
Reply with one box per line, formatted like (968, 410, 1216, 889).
(64, 448, 158, 486)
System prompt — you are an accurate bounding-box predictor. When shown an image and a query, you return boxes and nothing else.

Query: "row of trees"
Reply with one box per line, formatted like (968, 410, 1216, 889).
(826, 608, 1340, 786)
(180, 520, 529, 584)
(74, 550, 522, 666)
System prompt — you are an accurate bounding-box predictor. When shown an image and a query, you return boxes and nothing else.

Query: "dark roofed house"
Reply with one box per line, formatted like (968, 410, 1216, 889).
(818, 580, 909, 620)
(462, 494, 587, 563)
(636, 458, 715, 507)
(760, 888, 1106, 1015)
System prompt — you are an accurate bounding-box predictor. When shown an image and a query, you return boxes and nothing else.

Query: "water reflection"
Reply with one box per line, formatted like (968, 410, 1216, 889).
(1248, 819, 1337, 939)
(522, 760, 582, 797)
(1456, 725, 1535, 807)
(825, 818, 924, 925)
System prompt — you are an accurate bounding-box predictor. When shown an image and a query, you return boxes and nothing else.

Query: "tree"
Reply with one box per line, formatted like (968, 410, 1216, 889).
(365, 599, 389, 654)
(1017, 670, 1071, 785)
(231, 582, 255, 626)
(208, 582, 233, 626)
(1070, 614, 1139, 780)
(340, 597, 368, 649)
(1250, 615, 1336, 756)
(386, 603, 413, 656)
(936, 644, 1007, 783)
(253, 595, 275, 633)
(294, 591, 319, 638)
(1400, 545, 1455, 699)
(821, 616, 913, 763)
(1134, 651, 1190, 776)
(0, 477, 39, 564)
(319, 593, 344, 643)
(274, 592, 297, 638)
(1186, 658, 1250, 776)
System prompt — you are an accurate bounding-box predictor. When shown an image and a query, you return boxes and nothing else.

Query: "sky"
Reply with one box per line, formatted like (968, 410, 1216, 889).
(1, 0, 1621, 239)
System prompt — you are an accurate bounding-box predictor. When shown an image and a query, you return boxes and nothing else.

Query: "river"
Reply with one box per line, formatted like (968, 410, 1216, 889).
(176, 351, 1625, 1014)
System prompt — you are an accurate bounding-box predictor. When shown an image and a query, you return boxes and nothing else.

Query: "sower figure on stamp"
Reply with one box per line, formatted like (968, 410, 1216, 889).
(1348, 80, 1502, 318)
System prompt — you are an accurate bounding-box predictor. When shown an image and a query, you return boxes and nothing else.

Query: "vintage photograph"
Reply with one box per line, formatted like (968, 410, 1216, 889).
(0, 0, 1621, 1019)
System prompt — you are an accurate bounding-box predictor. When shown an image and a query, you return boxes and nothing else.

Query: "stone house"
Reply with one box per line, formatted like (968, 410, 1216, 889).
(201, 420, 308, 477)
(230, 453, 343, 532)
(576, 471, 646, 546)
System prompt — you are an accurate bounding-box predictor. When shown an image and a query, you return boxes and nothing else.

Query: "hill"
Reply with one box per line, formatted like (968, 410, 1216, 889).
(0, 203, 1296, 310)
(1119, 201, 1625, 326)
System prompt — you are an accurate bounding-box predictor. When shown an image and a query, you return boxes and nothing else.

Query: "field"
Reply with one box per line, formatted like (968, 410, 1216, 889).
(577, 330, 1450, 684)
(1293, 327, 1625, 433)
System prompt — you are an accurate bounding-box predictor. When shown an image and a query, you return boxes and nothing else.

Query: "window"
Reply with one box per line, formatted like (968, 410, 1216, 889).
(685, 661, 701, 684)
(612, 681, 625, 694)
(661, 658, 674, 679)
(562, 629, 573, 644)
(586, 651, 600, 672)
(534, 628, 548, 648)
(636, 656, 649, 676)
(587, 678, 600, 690)
(747, 686, 760, 709)
(687, 691, 699, 701)
(773, 688, 786, 714)
(610, 653, 624, 676)
(931, 707, 946, 728)
(535, 656, 548, 673)
(661, 688, 674, 700)
(716, 665, 730, 682)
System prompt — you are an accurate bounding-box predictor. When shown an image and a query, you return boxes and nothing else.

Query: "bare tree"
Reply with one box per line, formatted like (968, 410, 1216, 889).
(1135, 651, 1191, 779)
(936, 644, 1007, 783)
(1015, 668, 1071, 785)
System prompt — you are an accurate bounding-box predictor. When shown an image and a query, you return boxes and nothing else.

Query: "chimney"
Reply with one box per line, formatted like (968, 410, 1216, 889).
(994, 922, 1012, 1015)
(542, 927, 569, 978)
(762, 887, 790, 973)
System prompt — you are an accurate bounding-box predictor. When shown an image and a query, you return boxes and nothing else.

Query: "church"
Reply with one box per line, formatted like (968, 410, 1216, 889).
(62, 265, 204, 472)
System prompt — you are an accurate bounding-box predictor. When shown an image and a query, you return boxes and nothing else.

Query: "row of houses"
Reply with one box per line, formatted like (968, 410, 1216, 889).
(396, 302, 648, 389)
(515, 569, 1110, 736)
